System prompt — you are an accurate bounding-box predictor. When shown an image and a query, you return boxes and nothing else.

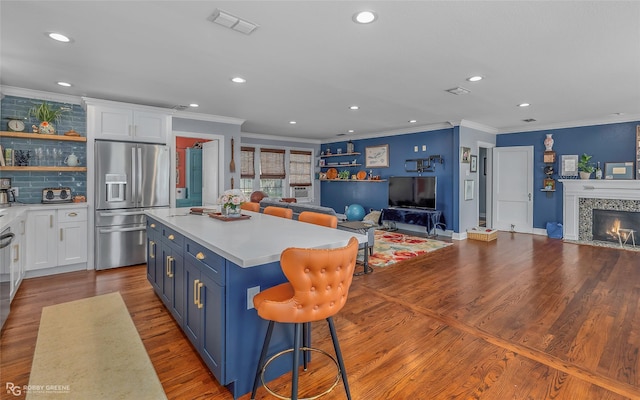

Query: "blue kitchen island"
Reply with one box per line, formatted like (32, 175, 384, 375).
(144, 208, 366, 399)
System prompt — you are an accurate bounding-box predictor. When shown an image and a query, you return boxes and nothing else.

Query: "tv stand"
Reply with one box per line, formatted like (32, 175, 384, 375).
(380, 208, 444, 237)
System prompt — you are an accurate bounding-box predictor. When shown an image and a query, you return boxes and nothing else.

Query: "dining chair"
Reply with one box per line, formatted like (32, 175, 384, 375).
(241, 202, 260, 212)
(263, 206, 293, 219)
(298, 211, 338, 228)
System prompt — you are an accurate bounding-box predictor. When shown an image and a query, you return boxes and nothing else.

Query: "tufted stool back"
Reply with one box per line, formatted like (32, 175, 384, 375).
(253, 237, 358, 323)
(240, 202, 260, 212)
(263, 205, 293, 219)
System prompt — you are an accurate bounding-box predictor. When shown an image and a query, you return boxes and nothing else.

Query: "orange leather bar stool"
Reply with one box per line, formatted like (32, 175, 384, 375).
(251, 237, 359, 400)
(298, 211, 338, 229)
(241, 202, 260, 212)
(263, 206, 293, 219)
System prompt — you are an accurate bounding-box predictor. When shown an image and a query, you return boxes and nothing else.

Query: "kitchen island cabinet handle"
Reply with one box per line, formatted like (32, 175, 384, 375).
(149, 241, 155, 258)
(150, 223, 156, 228)
(59, 228, 63, 241)
(50, 215, 53, 228)
(168, 234, 175, 240)
(166, 256, 174, 277)
(68, 212, 78, 217)
(197, 282, 204, 309)
(196, 252, 205, 260)
(194, 279, 200, 306)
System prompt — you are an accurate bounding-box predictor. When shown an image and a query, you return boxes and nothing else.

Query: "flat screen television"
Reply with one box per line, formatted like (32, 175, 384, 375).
(388, 176, 437, 210)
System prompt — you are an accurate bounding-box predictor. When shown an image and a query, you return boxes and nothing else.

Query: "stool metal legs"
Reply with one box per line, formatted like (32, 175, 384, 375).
(251, 318, 351, 400)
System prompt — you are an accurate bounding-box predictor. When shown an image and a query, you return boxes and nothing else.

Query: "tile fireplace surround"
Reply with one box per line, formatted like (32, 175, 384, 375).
(561, 180, 640, 248)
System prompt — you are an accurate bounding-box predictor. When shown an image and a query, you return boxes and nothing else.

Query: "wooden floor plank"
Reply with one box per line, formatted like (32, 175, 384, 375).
(2, 232, 640, 399)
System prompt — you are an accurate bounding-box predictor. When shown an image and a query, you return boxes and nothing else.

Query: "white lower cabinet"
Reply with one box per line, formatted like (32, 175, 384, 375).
(27, 207, 88, 273)
(10, 214, 26, 300)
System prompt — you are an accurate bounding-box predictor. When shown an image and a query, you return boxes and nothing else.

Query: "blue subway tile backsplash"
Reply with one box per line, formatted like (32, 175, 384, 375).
(0, 95, 87, 204)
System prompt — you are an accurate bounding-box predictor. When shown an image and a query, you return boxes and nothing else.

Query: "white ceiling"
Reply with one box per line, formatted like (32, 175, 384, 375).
(2, 1, 639, 140)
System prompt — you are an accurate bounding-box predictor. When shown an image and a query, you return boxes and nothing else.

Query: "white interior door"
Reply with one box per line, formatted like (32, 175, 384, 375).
(202, 140, 220, 206)
(492, 146, 533, 233)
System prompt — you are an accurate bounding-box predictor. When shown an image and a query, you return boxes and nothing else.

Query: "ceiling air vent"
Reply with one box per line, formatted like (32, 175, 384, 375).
(445, 87, 470, 95)
(208, 9, 259, 35)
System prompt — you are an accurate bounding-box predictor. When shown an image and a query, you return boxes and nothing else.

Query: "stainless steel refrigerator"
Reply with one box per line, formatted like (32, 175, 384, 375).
(94, 140, 169, 270)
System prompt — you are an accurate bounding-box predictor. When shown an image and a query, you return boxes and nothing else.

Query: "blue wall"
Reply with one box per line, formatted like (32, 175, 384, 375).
(0, 95, 87, 203)
(321, 128, 455, 229)
(496, 121, 639, 229)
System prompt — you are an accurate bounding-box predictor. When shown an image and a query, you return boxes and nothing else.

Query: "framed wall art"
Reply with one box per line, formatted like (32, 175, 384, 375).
(470, 155, 478, 172)
(561, 154, 578, 177)
(460, 147, 471, 163)
(604, 162, 634, 180)
(365, 144, 389, 168)
(464, 179, 474, 200)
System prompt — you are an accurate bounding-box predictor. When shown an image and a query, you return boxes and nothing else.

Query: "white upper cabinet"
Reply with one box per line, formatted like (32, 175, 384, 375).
(84, 98, 172, 144)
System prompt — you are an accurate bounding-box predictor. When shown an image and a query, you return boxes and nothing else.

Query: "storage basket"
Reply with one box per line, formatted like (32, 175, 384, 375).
(467, 228, 497, 242)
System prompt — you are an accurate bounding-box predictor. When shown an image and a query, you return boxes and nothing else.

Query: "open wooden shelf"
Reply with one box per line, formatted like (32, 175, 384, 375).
(319, 152, 360, 158)
(0, 166, 87, 172)
(0, 131, 87, 142)
(320, 179, 386, 182)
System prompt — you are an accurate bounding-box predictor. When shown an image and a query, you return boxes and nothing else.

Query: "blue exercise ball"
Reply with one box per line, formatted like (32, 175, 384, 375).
(346, 204, 366, 221)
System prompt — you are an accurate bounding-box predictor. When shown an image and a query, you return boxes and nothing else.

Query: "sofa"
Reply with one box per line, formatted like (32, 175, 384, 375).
(258, 198, 376, 254)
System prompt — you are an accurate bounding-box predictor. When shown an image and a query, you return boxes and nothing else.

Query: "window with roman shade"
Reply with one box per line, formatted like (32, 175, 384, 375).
(259, 148, 285, 179)
(240, 146, 255, 178)
(289, 150, 312, 186)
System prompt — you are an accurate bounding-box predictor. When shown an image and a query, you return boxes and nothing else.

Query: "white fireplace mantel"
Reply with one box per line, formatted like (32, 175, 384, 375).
(560, 179, 640, 240)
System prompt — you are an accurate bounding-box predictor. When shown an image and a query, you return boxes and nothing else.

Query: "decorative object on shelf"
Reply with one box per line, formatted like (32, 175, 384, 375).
(217, 189, 247, 217)
(326, 168, 338, 179)
(338, 170, 350, 179)
(346, 140, 354, 154)
(543, 151, 556, 163)
(356, 170, 367, 180)
(325, 147, 331, 155)
(6, 118, 25, 132)
(365, 144, 389, 168)
(595, 161, 602, 179)
(64, 153, 79, 167)
(460, 146, 471, 163)
(543, 178, 556, 191)
(28, 101, 68, 135)
(544, 133, 554, 151)
(604, 162, 635, 180)
(470, 155, 477, 173)
(337, 148, 342, 154)
(560, 154, 578, 178)
(14, 150, 30, 166)
(64, 129, 81, 136)
(578, 153, 594, 179)
(318, 158, 325, 166)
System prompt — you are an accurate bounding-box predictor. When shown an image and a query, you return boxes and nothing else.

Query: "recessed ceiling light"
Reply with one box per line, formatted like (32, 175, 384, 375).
(57, 81, 72, 87)
(289, 121, 296, 125)
(467, 76, 483, 82)
(409, 119, 417, 123)
(47, 32, 72, 43)
(353, 11, 377, 24)
(518, 103, 530, 107)
(349, 105, 359, 110)
(231, 77, 246, 84)
(348, 129, 355, 133)
(189, 103, 199, 108)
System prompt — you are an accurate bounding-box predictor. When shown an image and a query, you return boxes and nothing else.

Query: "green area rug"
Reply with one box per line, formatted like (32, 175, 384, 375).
(26, 292, 166, 400)
(368, 230, 452, 267)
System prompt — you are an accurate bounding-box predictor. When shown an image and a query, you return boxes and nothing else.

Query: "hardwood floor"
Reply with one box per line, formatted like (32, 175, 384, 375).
(2, 232, 640, 399)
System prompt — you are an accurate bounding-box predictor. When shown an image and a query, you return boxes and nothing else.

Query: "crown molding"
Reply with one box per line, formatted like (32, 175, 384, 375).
(497, 114, 640, 134)
(459, 119, 500, 134)
(0, 86, 82, 104)
(241, 131, 322, 145)
(173, 110, 245, 125)
(321, 122, 454, 144)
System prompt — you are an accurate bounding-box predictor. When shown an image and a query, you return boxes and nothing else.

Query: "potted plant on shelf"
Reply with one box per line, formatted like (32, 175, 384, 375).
(28, 101, 68, 135)
(578, 153, 595, 179)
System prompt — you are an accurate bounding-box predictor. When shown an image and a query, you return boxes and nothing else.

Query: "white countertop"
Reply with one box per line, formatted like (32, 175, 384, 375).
(0, 202, 88, 231)
(146, 208, 368, 268)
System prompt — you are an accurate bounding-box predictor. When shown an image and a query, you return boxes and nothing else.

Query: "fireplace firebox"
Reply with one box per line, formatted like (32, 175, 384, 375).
(592, 209, 639, 246)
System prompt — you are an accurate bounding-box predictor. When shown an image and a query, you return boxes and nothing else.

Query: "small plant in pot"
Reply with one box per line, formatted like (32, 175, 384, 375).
(28, 101, 68, 135)
(578, 153, 595, 179)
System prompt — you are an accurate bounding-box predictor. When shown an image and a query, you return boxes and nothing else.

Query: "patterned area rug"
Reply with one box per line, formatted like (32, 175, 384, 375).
(368, 230, 452, 267)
